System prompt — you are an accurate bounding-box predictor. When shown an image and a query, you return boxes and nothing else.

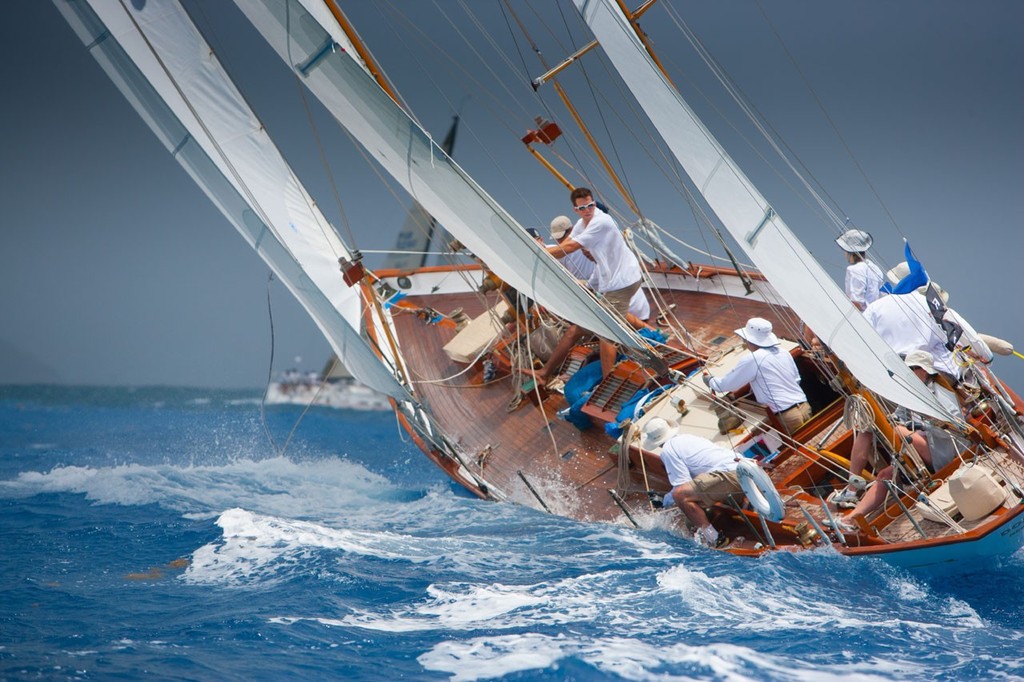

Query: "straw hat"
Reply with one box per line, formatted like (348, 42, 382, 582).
(904, 349, 937, 375)
(735, 317, 780, 347)
(641, 417, 677, 450)
(835, 229, 873, 253)
(550, 215, 573, 240)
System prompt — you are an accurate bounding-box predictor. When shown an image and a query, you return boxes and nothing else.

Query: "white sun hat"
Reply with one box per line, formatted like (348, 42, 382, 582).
(904, 349, 937, 375)
(549, 215, 572, 240)
(835, 229, 873, 253)
(735, 317, 780, 347)
(641, 417, 677, 450)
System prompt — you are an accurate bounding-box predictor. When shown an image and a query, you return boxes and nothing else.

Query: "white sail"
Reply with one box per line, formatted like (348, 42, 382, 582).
(233, 0, 647, 355)
(575, 0, 953, 421)
(54, 0, 408, 400)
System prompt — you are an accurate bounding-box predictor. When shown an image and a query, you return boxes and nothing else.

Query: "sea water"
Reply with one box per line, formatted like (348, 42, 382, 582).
(2, 385, 1022, 681)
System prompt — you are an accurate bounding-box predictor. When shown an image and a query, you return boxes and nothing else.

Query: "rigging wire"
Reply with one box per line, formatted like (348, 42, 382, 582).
(751, 0, 906, 239)
(258, 274, 281, 454)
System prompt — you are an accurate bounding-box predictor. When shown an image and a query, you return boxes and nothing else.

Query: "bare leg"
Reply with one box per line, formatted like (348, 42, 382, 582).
(599, 339, 618, 378)
(530, 324, 585, 387)
(843, 466, 893, 520)
(673, 482, 720, 543)
(894, 425, 932, 469)
(837, 432, 875, 494)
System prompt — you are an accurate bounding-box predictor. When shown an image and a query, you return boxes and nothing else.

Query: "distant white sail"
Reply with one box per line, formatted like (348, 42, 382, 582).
(382, 117, 460, 271)
(234, 0, 646, 354)
(576, 0, 952, 421)
(55, 0, 408, 400)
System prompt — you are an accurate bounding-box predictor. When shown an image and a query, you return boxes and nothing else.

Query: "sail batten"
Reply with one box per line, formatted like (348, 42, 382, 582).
(576, 0, 953, 421)
(235, 0, 646, 354)
(54, 0, 408, 400)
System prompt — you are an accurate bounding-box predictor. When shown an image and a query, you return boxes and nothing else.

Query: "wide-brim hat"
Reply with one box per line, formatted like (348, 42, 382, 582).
(885, 261, 949, 304)
(735, 317, 780, 347)
(550, 215, 572, 240)
(904, 349, 937, 375)
(835, 229, 873, 253)
(641, 417, 677, 450)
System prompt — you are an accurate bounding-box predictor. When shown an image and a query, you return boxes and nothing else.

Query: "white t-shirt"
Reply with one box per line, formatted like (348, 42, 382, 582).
(845, 260, 884, 307)
(708, 345, 807, 413)
(558, 248, 596, 281)
(560, 240, 648, 319)
(569, 209, 642, 293)
(863, 292, 992, 376)
(659, 433, 739, 486)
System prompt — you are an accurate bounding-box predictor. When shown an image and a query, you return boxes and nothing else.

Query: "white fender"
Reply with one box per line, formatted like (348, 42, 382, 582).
(736, 459, 785, 522)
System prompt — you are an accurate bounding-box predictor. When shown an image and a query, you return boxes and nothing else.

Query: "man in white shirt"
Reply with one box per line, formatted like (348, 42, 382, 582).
(862, 263, 991, 379)
(544, 188, 647, 379)
(702, 318, 810, 435)
(641, 418, 742, 548)
(835, 229, 884, 311)
(551, 214, 653, 324)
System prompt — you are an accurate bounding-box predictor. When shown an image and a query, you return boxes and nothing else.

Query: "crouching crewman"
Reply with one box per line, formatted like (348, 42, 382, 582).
(641, 418, 744, 548)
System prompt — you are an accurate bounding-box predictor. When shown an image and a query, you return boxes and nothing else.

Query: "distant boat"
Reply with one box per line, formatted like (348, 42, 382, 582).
(264, 356, 389, 411)
(59, 0, 1024, 573)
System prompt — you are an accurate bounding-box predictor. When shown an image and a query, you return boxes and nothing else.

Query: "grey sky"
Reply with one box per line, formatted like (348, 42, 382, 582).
(2, 1, 1021, 389)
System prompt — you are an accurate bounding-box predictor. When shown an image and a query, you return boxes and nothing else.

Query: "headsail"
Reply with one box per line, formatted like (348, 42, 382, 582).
(54, 0, 409, 400)
(234, 0, 648, 355)
(575, 0, 953, 421)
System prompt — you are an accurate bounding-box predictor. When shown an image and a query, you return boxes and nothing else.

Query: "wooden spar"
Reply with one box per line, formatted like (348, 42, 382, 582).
(532, 41, 599, 87)
(504, 1, 639, 215)
(532, 0, 660, 88)
(524, 144, 574, 192)
(613, 0, 675, 88)
(323, 0, 402, 106)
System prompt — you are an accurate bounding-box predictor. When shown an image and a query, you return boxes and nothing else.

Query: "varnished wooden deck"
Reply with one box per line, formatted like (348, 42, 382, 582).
(391, 285, 791, 523)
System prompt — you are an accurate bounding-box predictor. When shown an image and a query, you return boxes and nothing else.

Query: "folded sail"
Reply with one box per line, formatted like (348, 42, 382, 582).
(575, 0, 952, 421)
(54, 0, 409, 400)
(234, 0, 646, 354)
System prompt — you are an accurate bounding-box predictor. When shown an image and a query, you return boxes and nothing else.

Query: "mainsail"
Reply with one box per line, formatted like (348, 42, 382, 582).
(575, 0, 953, 421)
(233, 0, 648, 355)
(54, 0, 409, 400)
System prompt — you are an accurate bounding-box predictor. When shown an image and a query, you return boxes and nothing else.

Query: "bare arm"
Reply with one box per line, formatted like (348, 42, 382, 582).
(546, 239, 583, 258)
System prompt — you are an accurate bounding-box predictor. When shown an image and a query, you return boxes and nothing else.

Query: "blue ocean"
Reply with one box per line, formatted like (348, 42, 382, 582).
(2, 386, 1023, 681)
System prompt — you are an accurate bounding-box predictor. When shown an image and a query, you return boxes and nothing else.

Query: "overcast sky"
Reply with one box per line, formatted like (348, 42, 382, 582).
(1, 1, 1021, 389)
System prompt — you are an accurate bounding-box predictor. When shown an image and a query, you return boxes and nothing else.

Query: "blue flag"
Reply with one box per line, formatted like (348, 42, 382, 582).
(881, 241, 928, 294)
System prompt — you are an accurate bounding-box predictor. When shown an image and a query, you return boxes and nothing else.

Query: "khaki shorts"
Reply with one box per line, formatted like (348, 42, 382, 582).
(601, 280, 641, 318)
(777, 401, 811, 435)
(691, 470, 743, 506)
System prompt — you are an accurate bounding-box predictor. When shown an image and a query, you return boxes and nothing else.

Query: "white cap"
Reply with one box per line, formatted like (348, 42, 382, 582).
(835, 229, 873, 253)
(735, 317, 780, 347)
(641, 417, 677, 450)
(550, 215, 572, 240)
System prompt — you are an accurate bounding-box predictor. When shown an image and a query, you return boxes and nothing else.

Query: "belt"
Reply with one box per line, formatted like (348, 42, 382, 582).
(779, 401, 807, 414)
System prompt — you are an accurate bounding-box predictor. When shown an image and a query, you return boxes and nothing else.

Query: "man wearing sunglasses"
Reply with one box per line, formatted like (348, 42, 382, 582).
(545, 187, 644, 379)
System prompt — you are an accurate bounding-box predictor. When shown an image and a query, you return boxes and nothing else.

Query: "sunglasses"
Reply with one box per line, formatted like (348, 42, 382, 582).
(573, 201, 596, 212)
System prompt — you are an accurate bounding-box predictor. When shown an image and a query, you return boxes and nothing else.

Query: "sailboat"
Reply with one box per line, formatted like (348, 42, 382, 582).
(55, 0, 1024, 572)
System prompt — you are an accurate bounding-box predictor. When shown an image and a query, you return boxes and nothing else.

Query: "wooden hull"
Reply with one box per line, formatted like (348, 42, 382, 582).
(368, 263, 1024, 573)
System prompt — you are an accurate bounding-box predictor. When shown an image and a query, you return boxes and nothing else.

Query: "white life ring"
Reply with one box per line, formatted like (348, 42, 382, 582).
(736, 459, 785, 522)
